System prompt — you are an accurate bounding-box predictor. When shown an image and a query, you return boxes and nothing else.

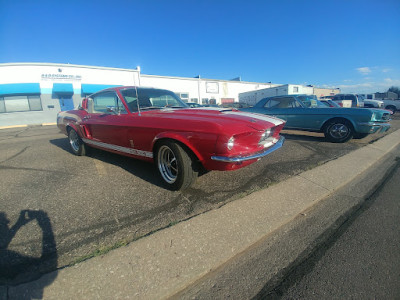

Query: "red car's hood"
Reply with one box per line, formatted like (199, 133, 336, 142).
(141, 107, 285, 134)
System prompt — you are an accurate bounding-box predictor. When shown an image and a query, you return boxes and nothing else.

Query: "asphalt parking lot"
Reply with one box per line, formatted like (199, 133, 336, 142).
(1, 114, 399, 283)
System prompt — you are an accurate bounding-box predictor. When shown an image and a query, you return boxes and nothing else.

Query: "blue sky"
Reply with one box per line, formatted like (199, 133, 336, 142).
(1, 0, 399, 94)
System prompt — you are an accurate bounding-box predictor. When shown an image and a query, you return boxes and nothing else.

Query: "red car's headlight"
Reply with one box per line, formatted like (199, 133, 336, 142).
(258, 128, 274, 146)
(227, 136, 235, 150)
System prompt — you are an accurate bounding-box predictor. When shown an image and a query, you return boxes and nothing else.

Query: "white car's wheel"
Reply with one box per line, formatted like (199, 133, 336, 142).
(324, 120, 354, 143)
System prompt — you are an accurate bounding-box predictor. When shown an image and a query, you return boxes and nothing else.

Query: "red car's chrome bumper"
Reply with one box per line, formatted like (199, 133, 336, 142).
(211, 136, 285, 163)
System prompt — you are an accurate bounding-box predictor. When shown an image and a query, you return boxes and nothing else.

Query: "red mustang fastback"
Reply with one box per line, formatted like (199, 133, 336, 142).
(57, 87, 285, 190)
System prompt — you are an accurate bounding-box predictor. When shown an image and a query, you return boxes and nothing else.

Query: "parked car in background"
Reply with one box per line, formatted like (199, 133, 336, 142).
(332, 94, 364, 108)
(320, 99, 342, 108)
(241, 94, 391, 143)
(57, 86, 286, 190)
(186, 102, 203, 108)
(363, 99, 384, 108)
(379, 99, 400, 114)
(220, 102, 251, 109)
(359, 96, 384, 109)
(320, 95, 334, 100)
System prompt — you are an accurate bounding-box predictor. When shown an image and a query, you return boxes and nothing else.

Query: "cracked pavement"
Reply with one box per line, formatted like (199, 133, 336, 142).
(1, 117, 399, 284)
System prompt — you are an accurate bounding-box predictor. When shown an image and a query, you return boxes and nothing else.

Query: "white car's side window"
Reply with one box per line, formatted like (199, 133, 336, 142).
(264, 99, 280, 108)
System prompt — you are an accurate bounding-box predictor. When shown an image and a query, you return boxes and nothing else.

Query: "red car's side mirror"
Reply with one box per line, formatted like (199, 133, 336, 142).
(81, 98, 88, 110)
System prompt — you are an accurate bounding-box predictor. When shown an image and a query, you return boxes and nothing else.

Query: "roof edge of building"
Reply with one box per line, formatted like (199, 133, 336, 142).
(0, 62, 140, 73)
(141, 73, 278, 85)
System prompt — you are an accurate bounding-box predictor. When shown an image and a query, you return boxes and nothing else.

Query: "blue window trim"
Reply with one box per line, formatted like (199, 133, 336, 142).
(53, 83, 74, 95)
(0, 83, 41, 96)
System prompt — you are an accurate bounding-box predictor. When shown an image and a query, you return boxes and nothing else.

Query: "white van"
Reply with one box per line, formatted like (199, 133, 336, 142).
(331, 94, 364, 108)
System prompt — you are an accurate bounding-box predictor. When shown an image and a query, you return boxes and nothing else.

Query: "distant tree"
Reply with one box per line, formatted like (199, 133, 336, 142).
(387, 86, 400, 97)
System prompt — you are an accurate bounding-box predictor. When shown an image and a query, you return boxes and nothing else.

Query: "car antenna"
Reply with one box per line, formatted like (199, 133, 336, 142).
(135, 86, 141, 116)
(133, 72, 141, 116)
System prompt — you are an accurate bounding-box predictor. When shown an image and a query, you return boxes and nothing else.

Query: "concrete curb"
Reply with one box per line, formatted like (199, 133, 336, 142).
(7, 129, 400, 299)
(0, 125, 28, 130)
(176, 140, 400, 299)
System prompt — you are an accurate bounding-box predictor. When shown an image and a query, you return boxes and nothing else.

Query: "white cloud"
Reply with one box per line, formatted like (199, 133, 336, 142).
(356, 67, 372, 75)
(316, 67, 399, 94)
(335, 79, 400, 94)
(384, 78, 399, 84)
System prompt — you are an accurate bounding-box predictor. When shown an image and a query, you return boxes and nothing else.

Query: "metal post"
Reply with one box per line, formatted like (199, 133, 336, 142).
(198, 75, 201, 104)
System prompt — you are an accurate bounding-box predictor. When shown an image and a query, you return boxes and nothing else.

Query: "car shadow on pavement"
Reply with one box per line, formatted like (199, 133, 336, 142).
(281, 132, 326, 143)
(50, 138, 169, 189)
(0, 210, 58, 298)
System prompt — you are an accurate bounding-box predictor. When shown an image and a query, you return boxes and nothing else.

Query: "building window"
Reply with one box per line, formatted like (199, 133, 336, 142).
(177, 93, 189, 102)
(202, 98, 209, 104)
(293, 86, 299, 93)
(28, 96, 43, 111)
(190, 98, 198, 103)
(0, 95, 43, 113)
(0, 98, 5, 113)
(221, 98, 234, 104)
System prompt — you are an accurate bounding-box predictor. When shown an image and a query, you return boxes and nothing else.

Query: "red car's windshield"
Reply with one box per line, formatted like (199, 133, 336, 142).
(120, 88, 188, 112)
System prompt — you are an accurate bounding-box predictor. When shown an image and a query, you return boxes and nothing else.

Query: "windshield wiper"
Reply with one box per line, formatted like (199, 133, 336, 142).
(140, 106, 187, 111)
(139, 106, 163, 111)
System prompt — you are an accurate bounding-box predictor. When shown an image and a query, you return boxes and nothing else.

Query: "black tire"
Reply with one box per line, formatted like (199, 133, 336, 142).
(155, 140, 198, 191)
(385, 105, 396, 114)
(68, 128, 87, 156)
(324, 119, 354, 143)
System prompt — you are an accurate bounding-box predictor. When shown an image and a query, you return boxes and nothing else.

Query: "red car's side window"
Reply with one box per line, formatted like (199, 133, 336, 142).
(91, 92, 127, 114)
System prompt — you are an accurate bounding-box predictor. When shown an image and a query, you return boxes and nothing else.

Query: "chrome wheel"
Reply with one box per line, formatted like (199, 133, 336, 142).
(329, 123, 349, 139)
(68, 128, 87, 156)
(324, 119, 353, 143)
(69, 129, 81, 152)
(157, 145, 178, 184)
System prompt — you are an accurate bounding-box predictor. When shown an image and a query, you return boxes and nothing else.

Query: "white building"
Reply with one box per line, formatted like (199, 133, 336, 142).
(0, 63, 278, 127)
(239, 84, 314, 106)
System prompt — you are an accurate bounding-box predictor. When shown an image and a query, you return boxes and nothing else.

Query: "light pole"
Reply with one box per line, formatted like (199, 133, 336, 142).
(197, 75, 201, 104)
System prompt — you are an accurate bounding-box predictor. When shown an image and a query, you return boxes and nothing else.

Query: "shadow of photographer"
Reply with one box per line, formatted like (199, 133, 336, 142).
(0, 210, 58, 299)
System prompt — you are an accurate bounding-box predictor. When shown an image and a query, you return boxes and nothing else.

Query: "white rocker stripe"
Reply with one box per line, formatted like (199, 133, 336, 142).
(82, 138, 153, 158)
(223, 111, 284, 126)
